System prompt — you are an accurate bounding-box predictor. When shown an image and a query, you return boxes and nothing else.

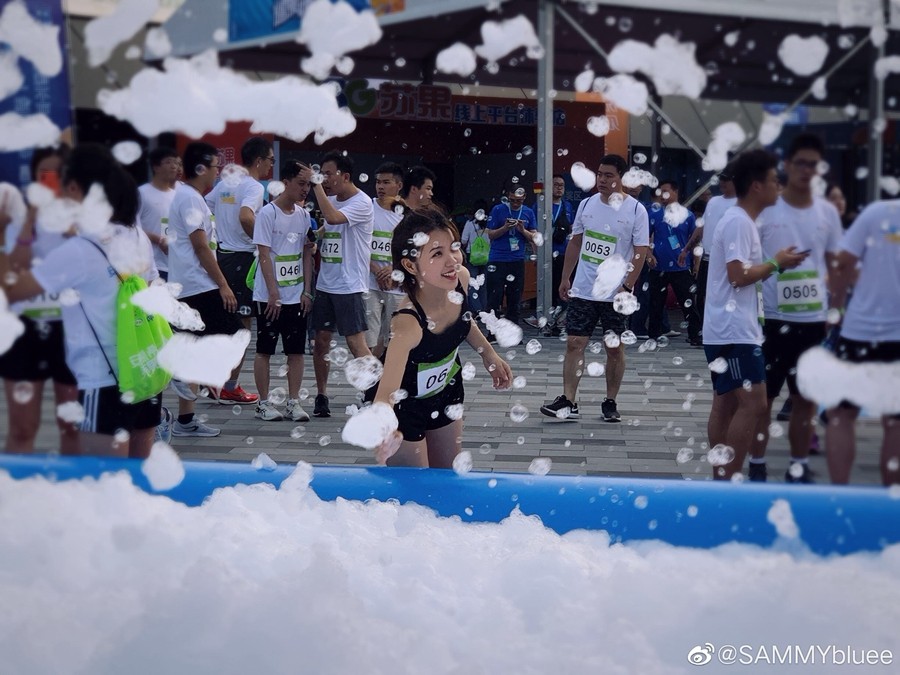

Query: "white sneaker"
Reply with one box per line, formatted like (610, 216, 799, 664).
(664, 330, 682, 338)
(154, 406, 173, 444)
(286, 399, 310, 422)
(256, 400, 284, 421)
(172, 418, 220, 437)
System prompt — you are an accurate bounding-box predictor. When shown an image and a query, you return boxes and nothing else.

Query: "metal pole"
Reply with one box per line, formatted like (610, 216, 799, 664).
(649, 95, 662, 176)
(555, 4, 708, 162)
(536, 0, 555, 321)
(682, 34, 873, 206)
(866, 1, 888, 203)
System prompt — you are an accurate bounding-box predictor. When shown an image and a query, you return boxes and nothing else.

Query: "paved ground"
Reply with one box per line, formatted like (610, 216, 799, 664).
(8, 312, 887, 486)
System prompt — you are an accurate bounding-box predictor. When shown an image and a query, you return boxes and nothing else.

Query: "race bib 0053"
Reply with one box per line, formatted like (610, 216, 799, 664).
(581, 230, 617, 264)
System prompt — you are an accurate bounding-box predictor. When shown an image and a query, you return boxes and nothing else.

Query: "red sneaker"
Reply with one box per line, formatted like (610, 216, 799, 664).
(216, 385, 259, 405)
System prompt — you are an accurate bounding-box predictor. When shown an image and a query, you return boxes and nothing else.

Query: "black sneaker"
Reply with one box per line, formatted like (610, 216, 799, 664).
(748, 462, 767, 482)
(540, 395, 580, 419)
(601, 398, 620, 422)
(313, 393, 331, 418)
(785, 462, 814, 484)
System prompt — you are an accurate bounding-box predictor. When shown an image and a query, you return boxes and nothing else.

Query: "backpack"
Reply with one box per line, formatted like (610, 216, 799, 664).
(469, 228, 490, 265)
(83, 239, 173, 403)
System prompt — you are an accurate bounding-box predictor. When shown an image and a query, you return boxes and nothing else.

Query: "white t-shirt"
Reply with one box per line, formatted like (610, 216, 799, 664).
(569, 193, 649, 302)
(700, 195, 737, 255)
(252, 201, 311, 305)
(5, 215, 68, 321)
(368, 199, 403, 295)
(839, 200, 900, 342)
(205, 173, 264, 253)
(32, 225, 157, 389)
(758, 196, 842, 323)
(703, 205, 764, 346)
(316, 191, 374, 294)
(138, 182, 176, 273)
(168, 183, 219, 299)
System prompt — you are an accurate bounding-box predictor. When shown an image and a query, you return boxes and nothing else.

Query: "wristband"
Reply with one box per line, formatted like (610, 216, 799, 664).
(16, 236, 34, 247)
(622, 283, 633, 294)
(765, 258, 781, 274)
(303, 291, 314, 300)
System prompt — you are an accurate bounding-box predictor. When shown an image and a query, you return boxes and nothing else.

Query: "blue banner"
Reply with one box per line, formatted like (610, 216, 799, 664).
(230, 0, 372, 44)
(0, 0, 72, 187)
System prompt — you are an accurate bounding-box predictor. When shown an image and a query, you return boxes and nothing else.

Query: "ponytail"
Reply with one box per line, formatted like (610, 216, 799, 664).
(63, 143, 140, 226)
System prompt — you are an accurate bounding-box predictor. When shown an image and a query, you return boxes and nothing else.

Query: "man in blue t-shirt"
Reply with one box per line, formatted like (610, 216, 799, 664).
(486, 186, 537, 327)
(647, 179, 702, 345)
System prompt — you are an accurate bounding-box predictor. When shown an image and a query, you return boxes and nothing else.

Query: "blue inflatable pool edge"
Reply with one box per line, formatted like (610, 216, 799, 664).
(1, 454, 898, 556)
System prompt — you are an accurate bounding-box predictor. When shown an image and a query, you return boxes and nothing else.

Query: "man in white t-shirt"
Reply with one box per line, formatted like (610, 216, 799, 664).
(252, 160, 316, 423)
(702, 149, 808, 481)
(310, 151, 375, 417)
(138, 147, 179, 280)
(540, 154, 649, 423)
(167, 142, 249, 438)
(205, 136, 272, 404)
(680, 166, 736, 328)
(825, 199, 900, 485)
(366, 161, 405, 358)
(753, 134, 843, 483)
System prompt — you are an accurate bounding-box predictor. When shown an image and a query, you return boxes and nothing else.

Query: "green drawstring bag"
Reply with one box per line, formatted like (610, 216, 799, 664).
(245, 257, 259, 290)
(469, 230, 490, 265)
(115, 274, 173, 402)
(82, 239, 173, 403)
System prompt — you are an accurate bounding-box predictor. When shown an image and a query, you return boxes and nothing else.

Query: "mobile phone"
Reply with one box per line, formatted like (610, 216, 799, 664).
(38, 169, 61, 196)
(797, 249, 811, 255)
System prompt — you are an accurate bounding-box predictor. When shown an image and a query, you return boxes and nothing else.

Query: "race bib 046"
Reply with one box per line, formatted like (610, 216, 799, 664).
(275, 254, 302, 287)
(371, 230, 392, 262)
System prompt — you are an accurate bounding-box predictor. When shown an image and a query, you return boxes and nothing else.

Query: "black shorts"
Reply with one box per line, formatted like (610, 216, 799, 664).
(835, 337, 900, 414)
(704, 344, 766, 396)
(311, 290, 368, 337)
(216, 249, 256, 316)
(394, 376, 465, 442)
(0, 317, 77, 385)
(565, 297, 627, 337)
(181, 289, 244, 336)
(763, 320, 826, 399)
(256, 302, 308, 355)
(79, 386, 162, 435)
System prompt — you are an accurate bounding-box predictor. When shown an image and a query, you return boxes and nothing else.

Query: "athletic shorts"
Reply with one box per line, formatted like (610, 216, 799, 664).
(704, 343, 766, 396)
(763, 320, 826, 399)
(255, 302, 308, 355)
(311, 289, 368, 337)
(565, 297, 627, 337)
(836, 338, 900, 414)
(181, 289, 244, 336)
(364, 290, 403, 347)
(216, 249, 256, 316)
(0, 317, 76, 385)
(79, 386, 162, 435)
(394, 376, 465, 442)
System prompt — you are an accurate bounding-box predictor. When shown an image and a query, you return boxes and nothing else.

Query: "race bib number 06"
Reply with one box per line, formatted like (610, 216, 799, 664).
(320, 231, 343, 263)
(777, 270, 824, 313)
(416, 349, 460, 399)
(581, 230, 617, 265)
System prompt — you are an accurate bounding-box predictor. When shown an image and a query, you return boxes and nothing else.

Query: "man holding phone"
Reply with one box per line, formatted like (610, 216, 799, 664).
(485, 184, 537, 329)
(752, 133, 843, 483)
